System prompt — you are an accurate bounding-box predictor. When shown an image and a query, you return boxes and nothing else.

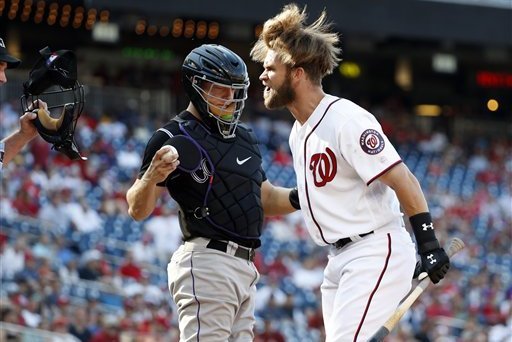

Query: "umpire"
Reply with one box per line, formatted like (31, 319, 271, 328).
(126, 44, 299, 341)
(0, 37, 38, 169)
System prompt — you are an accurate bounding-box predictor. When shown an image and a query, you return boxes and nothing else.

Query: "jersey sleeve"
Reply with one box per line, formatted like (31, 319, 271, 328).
(137, 123, 180, 186)
(338, 114, 402, 185)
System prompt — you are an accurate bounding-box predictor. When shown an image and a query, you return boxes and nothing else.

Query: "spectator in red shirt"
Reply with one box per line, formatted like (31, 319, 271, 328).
(255, 319, 285, 342)
(272, 143, 292, 166)
(425, 296, 452, 318)
(119, 250, 142, 281)
(90, 314, 120, 342)
(12, 190, 39, 216)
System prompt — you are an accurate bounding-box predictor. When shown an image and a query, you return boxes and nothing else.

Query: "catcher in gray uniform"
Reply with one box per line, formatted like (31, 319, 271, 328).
(126, 44, 301, 341)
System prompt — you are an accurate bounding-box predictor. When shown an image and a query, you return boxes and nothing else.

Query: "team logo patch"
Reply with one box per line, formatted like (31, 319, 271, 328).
(360, 129, 385, 155)
(309, 147, 337, 187)
(191, 158, 212, 183)
(46, 54, 59, 66)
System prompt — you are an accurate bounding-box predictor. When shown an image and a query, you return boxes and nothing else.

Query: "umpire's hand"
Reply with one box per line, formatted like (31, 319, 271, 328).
(19, 99, 41, 141)
(418, 248, 450, 284)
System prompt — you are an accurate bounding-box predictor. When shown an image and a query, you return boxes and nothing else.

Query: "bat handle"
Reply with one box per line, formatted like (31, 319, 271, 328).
(446, 237, 465, 257)
(367, 327, 389, 342)
(366, 238, 465, 342)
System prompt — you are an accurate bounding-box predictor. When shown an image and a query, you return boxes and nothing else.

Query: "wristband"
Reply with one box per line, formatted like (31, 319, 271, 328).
(289, 188, 300, 210)
(409, 212, 440, 253)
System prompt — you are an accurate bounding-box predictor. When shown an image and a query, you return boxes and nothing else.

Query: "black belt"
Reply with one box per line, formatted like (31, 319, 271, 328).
(206, 239, 255, 262)
(333, 231, 374, 249)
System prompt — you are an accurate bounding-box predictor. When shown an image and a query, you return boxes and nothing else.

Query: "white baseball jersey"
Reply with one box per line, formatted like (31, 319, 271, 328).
(289, 95, 405, 246)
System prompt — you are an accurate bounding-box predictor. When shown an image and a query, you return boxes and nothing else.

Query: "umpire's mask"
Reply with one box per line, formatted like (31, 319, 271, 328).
(21, 46, 86, 160)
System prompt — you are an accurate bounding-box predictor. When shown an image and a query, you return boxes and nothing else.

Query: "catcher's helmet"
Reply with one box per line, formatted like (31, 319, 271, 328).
(182, 44, 249, 138)
(21, 46, 86, 160)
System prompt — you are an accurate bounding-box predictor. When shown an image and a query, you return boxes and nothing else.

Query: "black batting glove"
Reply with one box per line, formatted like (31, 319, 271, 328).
(412, 261, 422, 279)
(419, 247, 450, 284)
(410, 212, 451, 284)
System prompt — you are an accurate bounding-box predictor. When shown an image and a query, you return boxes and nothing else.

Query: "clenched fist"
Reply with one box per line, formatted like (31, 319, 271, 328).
(418, 248, 450, 284)
(141, 145, 180, 184)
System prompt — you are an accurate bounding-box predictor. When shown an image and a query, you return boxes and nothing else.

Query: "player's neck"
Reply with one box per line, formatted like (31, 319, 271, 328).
(186, 102, 202, 121)
(287, 86, 325, 125)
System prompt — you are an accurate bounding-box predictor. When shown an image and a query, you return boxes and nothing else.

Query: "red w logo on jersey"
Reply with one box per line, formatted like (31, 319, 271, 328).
(309, 147, 337, 187)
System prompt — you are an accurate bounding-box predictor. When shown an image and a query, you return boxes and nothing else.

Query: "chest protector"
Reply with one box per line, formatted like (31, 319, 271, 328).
(166, 117, 265, 245)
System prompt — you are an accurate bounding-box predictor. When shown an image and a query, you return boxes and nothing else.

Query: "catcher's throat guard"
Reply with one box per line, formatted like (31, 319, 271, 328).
(21, 46, 86, 160)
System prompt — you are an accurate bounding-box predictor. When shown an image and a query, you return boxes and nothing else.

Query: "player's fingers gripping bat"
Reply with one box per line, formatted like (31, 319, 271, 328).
(164, 135, 202, 172)
(367, 237, 465, 342)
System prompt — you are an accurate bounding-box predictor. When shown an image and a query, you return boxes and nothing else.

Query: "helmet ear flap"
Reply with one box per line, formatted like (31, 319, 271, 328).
(32, 104, 86, 160)
(35, 107, 66, 132)
(33, 104, 75, 144)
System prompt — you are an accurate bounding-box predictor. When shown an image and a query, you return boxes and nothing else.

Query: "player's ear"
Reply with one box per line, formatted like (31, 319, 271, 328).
(291, 66, 305, 82)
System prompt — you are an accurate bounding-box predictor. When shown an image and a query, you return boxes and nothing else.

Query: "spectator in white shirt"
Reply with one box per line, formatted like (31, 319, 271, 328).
(144, 205, 182, 263)
(38, 191, 70, 232)
(65, 197, 103, 233)
(131, 232, 157, 264)
(0, 235, 27, 279)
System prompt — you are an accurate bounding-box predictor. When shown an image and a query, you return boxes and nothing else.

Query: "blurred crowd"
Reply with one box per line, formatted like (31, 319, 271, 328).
(0, 96, 511, 342)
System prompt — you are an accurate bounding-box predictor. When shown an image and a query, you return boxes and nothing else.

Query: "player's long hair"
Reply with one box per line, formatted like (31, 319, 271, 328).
(250, 3, 341, 85)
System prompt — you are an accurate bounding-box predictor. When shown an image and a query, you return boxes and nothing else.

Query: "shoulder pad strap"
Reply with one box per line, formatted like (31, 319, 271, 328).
(237, 124, 258, 144)
(171, 115, 185, 124)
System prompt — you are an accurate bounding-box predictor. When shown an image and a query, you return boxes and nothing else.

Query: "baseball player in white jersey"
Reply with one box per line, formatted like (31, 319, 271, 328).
(251, 4, 450, 341)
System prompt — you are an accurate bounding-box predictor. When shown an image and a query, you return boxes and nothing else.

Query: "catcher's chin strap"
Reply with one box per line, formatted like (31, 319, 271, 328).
(34, 104, 87, 161)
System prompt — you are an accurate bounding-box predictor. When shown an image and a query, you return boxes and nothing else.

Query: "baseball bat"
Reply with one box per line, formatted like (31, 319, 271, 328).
(367, 237, 465, 342)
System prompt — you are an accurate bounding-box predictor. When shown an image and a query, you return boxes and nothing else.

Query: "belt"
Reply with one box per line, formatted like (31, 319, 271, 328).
(333, 231, 374, 249)
(206, 239, 255, 262)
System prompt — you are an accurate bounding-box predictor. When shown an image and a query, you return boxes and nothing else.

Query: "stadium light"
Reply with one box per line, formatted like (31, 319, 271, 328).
(99, 10, 109, 23)
(395, 58, 413, 91)
(338, 61, 361, 78)
(20, 0, 31, 22)
(92, 22, 119, 43)
(208, 22, 219, 40)
(172, 18, 184, 38)
(487, 99, 499, 112)
(147, 25, 158, 36)
(196, 21, 207, 39)
(73, 6, 84, 29)
(159, 25, 170, 37)
(432, 53, 457, 73)
(415, 104, 442, 117)
(135, 19, 146, 35)
(184, 20, 195, 38)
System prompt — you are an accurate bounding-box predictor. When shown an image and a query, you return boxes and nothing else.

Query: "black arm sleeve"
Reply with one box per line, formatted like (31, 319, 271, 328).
(138, 124, 181, 186)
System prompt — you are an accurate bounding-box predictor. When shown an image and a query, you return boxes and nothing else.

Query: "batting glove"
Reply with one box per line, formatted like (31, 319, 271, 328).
(419, 248, 450, 284)
(410, 212, 451, 284)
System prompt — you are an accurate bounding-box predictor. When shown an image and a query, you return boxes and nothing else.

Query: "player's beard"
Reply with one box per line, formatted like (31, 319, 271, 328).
(263, 71, 295, 109)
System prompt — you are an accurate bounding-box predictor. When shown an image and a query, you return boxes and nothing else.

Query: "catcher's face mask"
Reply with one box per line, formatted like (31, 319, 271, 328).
(21, 46, 86, 160)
